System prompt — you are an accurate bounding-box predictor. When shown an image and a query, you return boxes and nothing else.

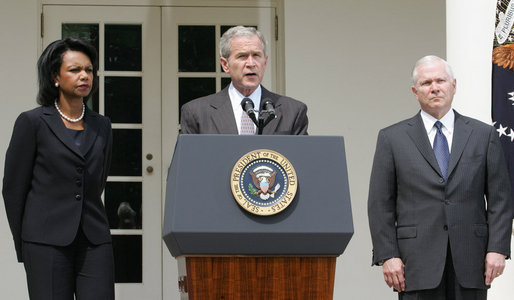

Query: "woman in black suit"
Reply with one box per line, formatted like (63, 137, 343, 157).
(2, 38, 114, 299)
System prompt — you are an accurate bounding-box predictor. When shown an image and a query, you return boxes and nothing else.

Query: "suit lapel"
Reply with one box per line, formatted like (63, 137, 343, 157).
(40, 105, 84, 159)
(447, 111, 472, 178)
(261, 87, 280, 135)
(210, 87, 238, 134)
(80, 108, 100, 156)
(406, 112, 442, 177)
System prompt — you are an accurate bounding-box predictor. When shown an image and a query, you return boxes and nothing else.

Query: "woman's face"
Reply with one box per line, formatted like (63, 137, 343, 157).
(54, 50, 93, 100)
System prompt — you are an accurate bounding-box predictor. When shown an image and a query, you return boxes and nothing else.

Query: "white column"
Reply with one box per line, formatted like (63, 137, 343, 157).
(447, 1, 514, 299)
(446, 0, 497, 122)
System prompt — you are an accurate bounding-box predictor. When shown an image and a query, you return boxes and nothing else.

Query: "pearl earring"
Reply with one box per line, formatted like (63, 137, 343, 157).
(55, 82, 59, 87)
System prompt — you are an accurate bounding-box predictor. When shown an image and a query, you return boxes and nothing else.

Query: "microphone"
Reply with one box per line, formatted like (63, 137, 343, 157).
(261, 98, 276, 117)
(260, 98, 276, 129)
(240, 98, 258, 125)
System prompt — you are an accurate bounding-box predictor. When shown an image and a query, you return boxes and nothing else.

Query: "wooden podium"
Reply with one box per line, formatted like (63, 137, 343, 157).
(163, 135, 353, 300)
(177, 256, 336, 300)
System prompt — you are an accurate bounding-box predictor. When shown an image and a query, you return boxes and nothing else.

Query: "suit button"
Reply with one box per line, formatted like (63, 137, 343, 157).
(439, 178, 444, 183)
(443, 225, 448, 231)
(444, 200, 450, 205)
(75, 194, 82, 201)
(76, 167, 83, 174)
(75, 179, 82, 187)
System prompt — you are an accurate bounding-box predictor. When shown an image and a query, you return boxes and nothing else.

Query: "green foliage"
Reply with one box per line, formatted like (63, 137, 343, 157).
(248, 183, 258, 195)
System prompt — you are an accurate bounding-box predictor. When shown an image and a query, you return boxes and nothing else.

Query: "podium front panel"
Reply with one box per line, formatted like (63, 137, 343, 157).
(163, 135, 353, 256)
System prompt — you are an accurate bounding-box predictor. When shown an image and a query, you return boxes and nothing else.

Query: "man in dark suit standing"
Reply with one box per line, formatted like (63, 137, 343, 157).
(368, 55, 512, 299)
(180, 26, 308, 135)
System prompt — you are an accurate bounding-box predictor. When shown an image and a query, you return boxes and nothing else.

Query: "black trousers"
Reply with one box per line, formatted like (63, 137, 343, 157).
(399, 244, 487, 300)
(22, 228, 114, 300)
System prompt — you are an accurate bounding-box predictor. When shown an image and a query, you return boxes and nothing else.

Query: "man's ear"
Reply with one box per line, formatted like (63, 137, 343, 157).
(220, 57, 230, 73)
(411, 86, 418, 98)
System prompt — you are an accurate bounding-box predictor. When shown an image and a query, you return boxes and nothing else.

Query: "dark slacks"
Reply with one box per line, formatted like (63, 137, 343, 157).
(22, 228, 114, 300)
(399, 245, 487, 300)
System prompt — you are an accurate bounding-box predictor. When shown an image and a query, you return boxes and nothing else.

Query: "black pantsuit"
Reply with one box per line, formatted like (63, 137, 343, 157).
(23, 229, 114, 300)
(3, 105, 114, 299)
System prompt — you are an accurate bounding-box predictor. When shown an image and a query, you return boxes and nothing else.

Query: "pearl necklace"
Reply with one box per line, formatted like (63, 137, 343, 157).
(54, 101, 85, 123)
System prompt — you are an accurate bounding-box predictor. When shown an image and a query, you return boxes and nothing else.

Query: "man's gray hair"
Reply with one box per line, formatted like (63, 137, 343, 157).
(219, 26, 267, 59)
(411, 55, 455, 86)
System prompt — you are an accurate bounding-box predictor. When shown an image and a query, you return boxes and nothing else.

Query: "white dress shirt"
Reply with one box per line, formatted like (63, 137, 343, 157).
(228, 83, 261, 134)
(420, 109, 454, 153)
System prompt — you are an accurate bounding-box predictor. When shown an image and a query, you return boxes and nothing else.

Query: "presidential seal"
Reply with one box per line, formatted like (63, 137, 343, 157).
(230, 149, 297, 216)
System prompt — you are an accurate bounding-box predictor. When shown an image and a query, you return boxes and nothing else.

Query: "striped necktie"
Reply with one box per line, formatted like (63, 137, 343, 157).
(433, 121, 450, 180)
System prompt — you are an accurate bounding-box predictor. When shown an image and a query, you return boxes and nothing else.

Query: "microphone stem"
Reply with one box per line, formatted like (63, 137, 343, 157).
(258, 118, 264, 135)
(262, 114, 276, 128)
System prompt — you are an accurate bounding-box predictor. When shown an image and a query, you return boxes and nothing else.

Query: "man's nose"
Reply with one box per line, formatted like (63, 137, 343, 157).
(430, 82, 440, 93)
(246, 56, 255, 66)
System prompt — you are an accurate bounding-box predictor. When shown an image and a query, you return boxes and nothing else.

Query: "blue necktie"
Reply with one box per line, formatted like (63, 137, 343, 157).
(433, 121, 450, 180)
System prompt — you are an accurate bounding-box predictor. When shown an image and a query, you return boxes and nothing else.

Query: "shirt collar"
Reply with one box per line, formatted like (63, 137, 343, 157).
(420, 109, 454, 134)
(229, 83, 262, 113)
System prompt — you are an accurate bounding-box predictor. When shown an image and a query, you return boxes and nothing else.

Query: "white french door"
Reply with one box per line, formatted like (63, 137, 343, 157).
(43, 5, 162, 299)
(160, 7, 276, 299)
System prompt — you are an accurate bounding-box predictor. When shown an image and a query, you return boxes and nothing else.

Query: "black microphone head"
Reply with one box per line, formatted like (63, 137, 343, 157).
(241, 98, 255, 113)
(261, 98, 275, 114)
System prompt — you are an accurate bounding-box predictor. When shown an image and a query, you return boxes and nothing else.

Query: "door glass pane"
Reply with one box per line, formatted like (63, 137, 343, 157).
(85, 89, 100, 113)
(105, 182, 142, 229)
(220, 25, 233, 36)
(179, 77, 215, 111)
(110, 129, 142, 176)
(112, 235, 142, 283)
(105, 25, 142, 71)
(221, 77, 231, 90)
(62, 23, 99, 51)
(178, 26, 215, 72)
(105, 77, 142, 123)
(62, 23, 99, 112)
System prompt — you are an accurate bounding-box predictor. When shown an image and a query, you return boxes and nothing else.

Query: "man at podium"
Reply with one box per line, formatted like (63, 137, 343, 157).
(180, 26, 308, 135)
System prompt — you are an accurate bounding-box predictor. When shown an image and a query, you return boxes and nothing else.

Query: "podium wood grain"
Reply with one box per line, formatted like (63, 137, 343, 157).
(178, 256, 336, 300)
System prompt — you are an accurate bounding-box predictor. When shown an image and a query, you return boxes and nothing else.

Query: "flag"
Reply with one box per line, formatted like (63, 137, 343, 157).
(492, 0, 514, 217)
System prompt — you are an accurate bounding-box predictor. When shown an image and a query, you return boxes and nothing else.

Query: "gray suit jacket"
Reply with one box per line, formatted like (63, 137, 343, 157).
(180, 86, 308, 135)
(368, 111, 512, 291)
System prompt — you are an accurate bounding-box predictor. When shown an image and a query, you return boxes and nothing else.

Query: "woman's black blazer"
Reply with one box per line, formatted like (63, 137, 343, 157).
(3, 105, 112, 262)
